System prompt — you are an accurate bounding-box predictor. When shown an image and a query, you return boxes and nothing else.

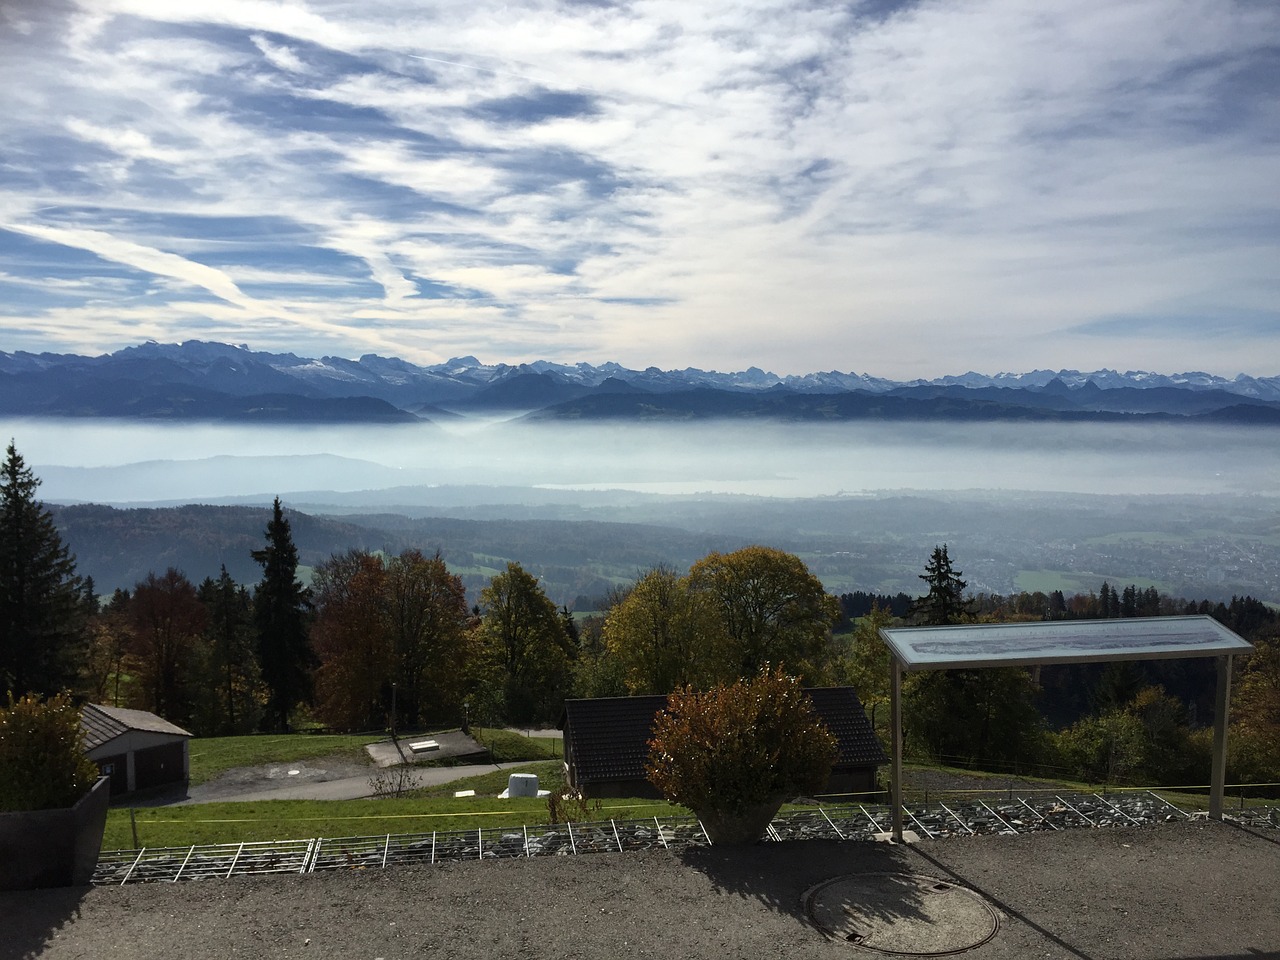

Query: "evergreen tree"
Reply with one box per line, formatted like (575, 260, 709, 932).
(199, 566, 263, 734)
(1121, 584, 1138, 618)
(252, 498, 312, 731)
(0, 441, 86, 696)
(904, 545, 1043, 767)
(911, 544, 972, 626)
(1098, 582, 1114, 619)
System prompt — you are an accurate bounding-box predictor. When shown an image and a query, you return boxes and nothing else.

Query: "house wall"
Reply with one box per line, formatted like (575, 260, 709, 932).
(95, 752, 129, 797)
(824, 767, 883, 801)
(86, 731, 190, 794)
(580, 778, 663, 801)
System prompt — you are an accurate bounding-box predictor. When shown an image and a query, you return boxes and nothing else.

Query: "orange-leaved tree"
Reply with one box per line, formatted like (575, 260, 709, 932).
(645, 666, 836, 840)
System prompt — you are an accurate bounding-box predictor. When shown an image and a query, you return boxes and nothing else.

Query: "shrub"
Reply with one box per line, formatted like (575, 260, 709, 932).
(645, 666, 837, 816)
(0, 692, 100, 811)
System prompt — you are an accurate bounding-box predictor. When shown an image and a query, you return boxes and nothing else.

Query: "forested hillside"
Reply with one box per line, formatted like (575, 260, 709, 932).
(50, 503, 749, 605)
(8, 437, 1278, 796)
(50, 490, 1280, 609)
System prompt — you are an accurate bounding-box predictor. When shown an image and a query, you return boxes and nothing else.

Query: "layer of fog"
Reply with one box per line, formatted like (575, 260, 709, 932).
(10, 416, 1279, 505)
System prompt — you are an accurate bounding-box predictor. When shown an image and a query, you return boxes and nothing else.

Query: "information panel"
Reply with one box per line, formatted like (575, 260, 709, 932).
(880, 615, 1253, 671)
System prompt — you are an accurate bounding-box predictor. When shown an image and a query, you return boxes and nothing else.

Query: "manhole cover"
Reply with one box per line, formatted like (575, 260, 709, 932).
(803, 873, 999, 955)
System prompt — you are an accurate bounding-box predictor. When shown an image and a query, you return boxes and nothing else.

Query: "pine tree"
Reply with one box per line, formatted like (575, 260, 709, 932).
(0, 441, 86, 696)
(911, 544, 972, 626)
(252, 498, 312, 731)
(1121, 584, 1138, 618)
(199, 566, 263, 734)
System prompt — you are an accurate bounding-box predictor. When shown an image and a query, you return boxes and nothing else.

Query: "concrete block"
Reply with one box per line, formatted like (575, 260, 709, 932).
(508, 773, 539, 798)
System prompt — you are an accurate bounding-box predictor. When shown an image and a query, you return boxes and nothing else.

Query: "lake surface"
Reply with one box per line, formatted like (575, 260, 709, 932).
(10, 416, 1280, 504)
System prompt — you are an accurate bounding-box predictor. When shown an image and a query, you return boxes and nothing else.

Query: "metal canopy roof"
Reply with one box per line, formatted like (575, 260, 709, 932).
(880, 615, 1253, 671)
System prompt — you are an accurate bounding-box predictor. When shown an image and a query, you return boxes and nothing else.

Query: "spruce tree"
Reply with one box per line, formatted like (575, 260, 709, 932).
(911, 544, 972, 626)
(252, 498, 312, 731)
(0, 441, 85, 696)
(199, 566, 263, 734)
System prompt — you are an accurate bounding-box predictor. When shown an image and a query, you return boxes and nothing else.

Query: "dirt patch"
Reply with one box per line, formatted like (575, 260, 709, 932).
(901, 767, 1075, 802)
(182, 755, 376, 803)
(5, 820, 1278, 960)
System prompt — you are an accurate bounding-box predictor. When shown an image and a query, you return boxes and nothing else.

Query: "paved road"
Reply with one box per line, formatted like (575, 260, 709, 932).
(175, 759, 546, 804)
(127, 729, 563, 807)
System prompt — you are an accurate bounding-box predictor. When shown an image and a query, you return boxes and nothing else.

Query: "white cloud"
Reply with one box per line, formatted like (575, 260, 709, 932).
(0, 0, 1273, 376)
(250, 33, 311, 74)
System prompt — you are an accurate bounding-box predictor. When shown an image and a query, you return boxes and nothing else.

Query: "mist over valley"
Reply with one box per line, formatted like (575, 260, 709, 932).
(16, 415, 1279, 610)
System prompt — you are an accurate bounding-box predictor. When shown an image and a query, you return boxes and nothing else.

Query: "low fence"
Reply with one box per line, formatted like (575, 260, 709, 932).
(92, 791, 1279, 886)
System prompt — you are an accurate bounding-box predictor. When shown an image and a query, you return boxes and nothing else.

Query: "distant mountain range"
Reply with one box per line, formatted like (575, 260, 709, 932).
(3, 340, 1280, 424)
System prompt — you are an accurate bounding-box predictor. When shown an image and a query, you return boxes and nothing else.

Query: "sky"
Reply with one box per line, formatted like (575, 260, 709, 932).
(0, 0, 1277, 379)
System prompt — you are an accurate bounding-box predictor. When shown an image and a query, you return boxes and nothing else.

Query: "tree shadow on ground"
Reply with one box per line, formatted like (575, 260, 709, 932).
(0, 884, 90, 959)
(677, 838, 937, 933)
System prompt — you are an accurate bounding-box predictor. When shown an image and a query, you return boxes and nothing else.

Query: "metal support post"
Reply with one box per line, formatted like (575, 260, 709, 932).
(1210, 655, 1232, 820)
(890, 655, 904, 843)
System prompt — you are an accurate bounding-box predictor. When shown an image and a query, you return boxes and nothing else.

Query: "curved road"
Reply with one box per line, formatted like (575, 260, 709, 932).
(159, 729, 563, 806)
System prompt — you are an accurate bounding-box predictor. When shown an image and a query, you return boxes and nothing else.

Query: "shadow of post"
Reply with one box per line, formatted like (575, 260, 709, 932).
(909, 843, 1098, 960)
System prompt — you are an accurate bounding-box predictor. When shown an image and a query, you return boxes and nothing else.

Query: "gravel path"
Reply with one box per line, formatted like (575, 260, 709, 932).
(5, 819, 1277, 960)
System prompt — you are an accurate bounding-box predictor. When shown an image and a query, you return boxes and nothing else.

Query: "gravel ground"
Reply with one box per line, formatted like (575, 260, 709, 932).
(5, 819, 1278, 960)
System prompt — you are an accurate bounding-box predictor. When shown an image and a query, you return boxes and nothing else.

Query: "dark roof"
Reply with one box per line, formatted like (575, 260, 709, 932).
(80, 704, 193, 752)
(560, 696, 667, 786)
(803, 687, 890, 768)
(559, 687, 887, 787)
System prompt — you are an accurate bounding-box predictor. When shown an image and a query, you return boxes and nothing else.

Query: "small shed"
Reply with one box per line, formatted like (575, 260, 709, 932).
(80, 704, 193, 797)
(559, 688, 887, 800)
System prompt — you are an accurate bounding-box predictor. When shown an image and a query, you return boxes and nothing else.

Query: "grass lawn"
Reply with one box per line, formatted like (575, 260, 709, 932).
(187, 733, 386, 786)
(186, 727, 558, 786)
(106, 761, 683, 849)
(470, 728, 561, 763)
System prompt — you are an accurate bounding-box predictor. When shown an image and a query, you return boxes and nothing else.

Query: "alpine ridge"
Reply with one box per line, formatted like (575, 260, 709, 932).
(2, 340, 1278, 423)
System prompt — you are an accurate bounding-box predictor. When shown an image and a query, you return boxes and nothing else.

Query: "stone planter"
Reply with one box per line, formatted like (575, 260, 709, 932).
(0, 776, 110, 890)
(696, 797, 786, 845)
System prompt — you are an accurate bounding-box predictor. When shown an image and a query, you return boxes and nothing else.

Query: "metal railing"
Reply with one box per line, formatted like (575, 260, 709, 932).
(91, 791, 1275, 886)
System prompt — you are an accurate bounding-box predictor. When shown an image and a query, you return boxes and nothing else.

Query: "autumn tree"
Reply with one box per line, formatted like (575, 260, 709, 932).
(310, 549, 473, 732)
(0, 441, 86, 697)
(81, 591, 133, 706)
(603, 565, 714, 694)
(687, 546, 839, 683)
(1056, 685, 1204, 785)
(475, 562, 572, 723)
(1229, 627, 1280, 788)
(570, 585, 630, 700)
(831, 603, 895, 732)
(383, 550, 471, 727)
(252, 498, 313, 731)
(128, 568, 206, 726)
(311, 550, 391, 731)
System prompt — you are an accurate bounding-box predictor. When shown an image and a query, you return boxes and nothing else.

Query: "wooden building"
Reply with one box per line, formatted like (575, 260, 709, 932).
(80, 704, 193, 797)
(559, 687, 887, 800)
